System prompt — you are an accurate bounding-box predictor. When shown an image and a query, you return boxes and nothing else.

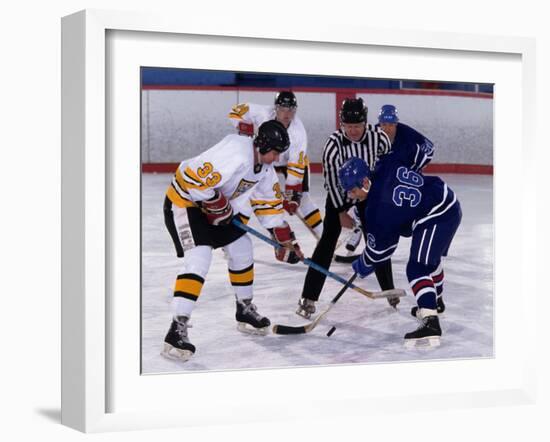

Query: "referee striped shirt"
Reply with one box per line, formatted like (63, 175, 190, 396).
(323, 124, 391, 211)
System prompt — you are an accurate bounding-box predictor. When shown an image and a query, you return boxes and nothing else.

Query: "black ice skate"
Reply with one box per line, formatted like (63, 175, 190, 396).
(404, 314, 442, 348)
(296, 297, 316, 319)
(411, 297, 445, 318)
(236, 298, 270, 335)
(161, 316, 196, 362)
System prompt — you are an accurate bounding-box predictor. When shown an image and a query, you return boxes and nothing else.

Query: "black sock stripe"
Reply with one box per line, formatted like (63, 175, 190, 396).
(310, 220, 322, 229)
(228, 264, 254, 275)
(230, 281, 254, 286)
(176, 273, 205, 283)
(304, 209, 321, 221)
(174, 292, 199, 301)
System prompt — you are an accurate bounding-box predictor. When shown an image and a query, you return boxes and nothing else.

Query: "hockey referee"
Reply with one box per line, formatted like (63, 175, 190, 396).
(296, 97, 397, 319)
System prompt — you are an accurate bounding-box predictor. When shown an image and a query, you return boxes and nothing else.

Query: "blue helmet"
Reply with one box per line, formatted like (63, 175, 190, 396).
(378, 104, 399, 124)
(338, 157, 372, 192)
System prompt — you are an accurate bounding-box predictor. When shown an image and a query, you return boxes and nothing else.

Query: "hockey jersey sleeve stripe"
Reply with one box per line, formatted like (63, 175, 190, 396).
(366, 241, 398, 256)
(174, 168, 188, 190)
(413, 185, 457, 230)
(362, 247, 393, 264)
(287, 169, 304, 179)
(183, 167, 208, 186)
(287, 162, 306, 170)
(175, 168, 207, 191)
(181, 178, 208, 191)
(253, 207, 284, 216)
(166, 185, 195, 208)
(250, 199, 283, 207)
(413, 143, 433, 171)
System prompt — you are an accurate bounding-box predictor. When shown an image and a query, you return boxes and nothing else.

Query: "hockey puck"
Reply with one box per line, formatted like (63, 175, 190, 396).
(327, 326, 336, 337)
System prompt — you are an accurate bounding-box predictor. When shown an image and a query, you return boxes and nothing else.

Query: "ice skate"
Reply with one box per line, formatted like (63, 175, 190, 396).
(296, 297, 316, 319)
(345, 227, 362, 252)
(410, 297, 445, 318)
(387, 296, 400, 308)
(235, 298, 270, 335)
(334, 227, 362, 263)
(161, 316, 196, 362)
(404, 312, 441, 348)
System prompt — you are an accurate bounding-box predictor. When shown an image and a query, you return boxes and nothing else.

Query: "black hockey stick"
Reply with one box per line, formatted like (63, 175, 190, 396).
(232, 218, 406, 300)
(272, 273, 358, 335)
(333, 253, 361, 264)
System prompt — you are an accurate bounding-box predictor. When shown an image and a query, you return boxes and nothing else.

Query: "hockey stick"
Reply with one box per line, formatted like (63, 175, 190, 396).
(334, 253, 361, 264)
(232, 219, 406, 300)
(272, 273, 358, 335)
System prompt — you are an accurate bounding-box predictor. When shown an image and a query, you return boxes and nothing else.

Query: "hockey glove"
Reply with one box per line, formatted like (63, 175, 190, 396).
(270, 222, 304, 264)
(201, 191, 233, 226)
(352, 254, 375, 279)
(282, 184, 303, 215)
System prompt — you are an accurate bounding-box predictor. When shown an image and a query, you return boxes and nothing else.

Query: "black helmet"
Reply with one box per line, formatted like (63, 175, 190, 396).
(340, 98, 367, 124)
(274, 91, 297, 108)
(254, 120, 290, 154)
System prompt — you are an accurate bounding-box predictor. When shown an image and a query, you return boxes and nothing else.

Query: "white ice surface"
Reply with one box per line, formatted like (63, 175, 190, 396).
(141, 173, 493, 374)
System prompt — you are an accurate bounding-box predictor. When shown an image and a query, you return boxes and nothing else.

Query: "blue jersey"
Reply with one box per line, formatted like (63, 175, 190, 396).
(377, 122, 434, 171)
(359, 153, 458, 265)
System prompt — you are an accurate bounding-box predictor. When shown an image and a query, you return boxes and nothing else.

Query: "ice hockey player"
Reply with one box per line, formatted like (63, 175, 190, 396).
(337, 105, 435, 266)
(296, 97, 394, 319)
(338, 155, 462, 347)
(161, 120, 304, 362)
(228, 91, 323, 239)
(377, 104, 435, 172)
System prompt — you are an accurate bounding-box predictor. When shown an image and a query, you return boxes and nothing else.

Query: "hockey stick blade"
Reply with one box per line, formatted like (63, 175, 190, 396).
(334, 253, 360, 263)
(369, 288, 407, 299)
(273, 309, 330, 335)
(272, 275, 356, 335)
(272, 324, 308, 335)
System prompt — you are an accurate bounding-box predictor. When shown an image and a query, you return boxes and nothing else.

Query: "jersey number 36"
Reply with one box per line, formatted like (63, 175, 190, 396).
(392, 167, 424, 208)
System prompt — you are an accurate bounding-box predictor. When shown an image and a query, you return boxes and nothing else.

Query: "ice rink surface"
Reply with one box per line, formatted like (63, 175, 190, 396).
(141, 173, 493, 374)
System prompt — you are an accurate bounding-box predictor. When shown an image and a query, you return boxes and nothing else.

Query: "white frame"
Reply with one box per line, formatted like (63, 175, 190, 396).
(61, 9, 537, 433)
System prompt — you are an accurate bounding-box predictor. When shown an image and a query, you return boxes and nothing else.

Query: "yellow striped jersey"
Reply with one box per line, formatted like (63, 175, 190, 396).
(228, 102, 309, 190)
(166, 134, 285, 229)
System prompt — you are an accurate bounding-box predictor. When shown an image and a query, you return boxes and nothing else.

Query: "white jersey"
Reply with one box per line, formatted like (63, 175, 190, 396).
(166, 134, 285, 229)
(228, 103, 309, 189)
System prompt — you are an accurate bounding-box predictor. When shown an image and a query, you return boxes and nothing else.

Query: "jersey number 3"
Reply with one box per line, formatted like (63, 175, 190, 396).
(392, 167, 424, 207)
(197, 162, 222, 187)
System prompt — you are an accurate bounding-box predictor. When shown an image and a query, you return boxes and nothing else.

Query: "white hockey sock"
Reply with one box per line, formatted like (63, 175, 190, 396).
(172, 297, 195, 318)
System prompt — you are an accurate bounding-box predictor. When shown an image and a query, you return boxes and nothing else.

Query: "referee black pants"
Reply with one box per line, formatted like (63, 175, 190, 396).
(301, 196, 394, 301)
